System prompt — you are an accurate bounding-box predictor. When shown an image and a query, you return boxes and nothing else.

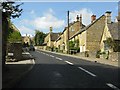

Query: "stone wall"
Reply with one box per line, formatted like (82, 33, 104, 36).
(76, 51, 97, 58)
(109, 52, 119, 61)
(86, 15, 106, 51)
(7, 43, 22, 60)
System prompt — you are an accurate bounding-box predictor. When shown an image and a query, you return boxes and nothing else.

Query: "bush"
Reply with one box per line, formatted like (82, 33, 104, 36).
(96, 50, 101, 58)
(85, 51, 89, 57)
(7, 31, 21, 43)
(54, 47, 58, 52)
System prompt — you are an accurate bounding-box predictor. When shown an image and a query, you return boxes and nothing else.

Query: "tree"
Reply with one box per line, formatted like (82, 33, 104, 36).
(2, 1, 23, 69)
(69, 39, 80, 53)
(34, 30, 46, 46)
(7, 31, 21, 43)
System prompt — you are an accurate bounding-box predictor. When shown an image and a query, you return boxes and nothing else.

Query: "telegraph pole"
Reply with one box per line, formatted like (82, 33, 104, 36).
(67, 10, 69, 54)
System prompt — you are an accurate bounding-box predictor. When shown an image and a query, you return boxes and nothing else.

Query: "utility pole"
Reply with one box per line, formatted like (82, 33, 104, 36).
(67, 10, 69, 54)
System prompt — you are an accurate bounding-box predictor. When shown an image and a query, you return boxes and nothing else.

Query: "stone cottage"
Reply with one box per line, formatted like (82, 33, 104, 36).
(69, 12, 109, 57)
(55, 15, 85, 53)
(100, 11, 120, 60)
(43, 27, 60, 51)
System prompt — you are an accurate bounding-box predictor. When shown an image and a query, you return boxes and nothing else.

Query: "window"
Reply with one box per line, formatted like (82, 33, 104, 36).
(71, 27, 74, 32)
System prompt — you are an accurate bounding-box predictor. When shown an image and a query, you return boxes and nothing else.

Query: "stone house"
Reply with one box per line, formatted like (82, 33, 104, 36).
(43, 27, 60, 50)
(22, 34, 32, 46)
(69, 12, 112, 58)
(54, 34, 64, 51)
(100, 12, 120, 60)
(55, 15, 85, 53)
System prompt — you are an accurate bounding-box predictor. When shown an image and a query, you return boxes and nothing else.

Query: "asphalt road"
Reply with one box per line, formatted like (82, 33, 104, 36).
(15, 50, 120, 89)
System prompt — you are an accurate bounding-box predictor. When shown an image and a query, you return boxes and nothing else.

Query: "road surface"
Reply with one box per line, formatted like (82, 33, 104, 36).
(15, 50, 120, 89)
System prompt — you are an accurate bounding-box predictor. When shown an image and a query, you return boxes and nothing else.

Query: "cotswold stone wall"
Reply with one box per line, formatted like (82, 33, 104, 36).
(7, 43, 22, 60)
(86, 15, 106, 52)
(86, 42, 100, 52)
(109, 52, 119, 61)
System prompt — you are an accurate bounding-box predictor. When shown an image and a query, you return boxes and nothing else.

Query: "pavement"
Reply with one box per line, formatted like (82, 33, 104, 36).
(2, 51, 35, 88)
(39, 49, 119, 67)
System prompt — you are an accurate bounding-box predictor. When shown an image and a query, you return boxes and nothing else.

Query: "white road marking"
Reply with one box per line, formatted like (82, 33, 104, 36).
(50, 55, 55, 57)
(42, 53, 45, 54)
(36, 51, 39, 52)
(56, 57, 63, 60)
(78, 67, 96, 77)
(65, 61, 73, 65)
(46, 54, 49, 56)
(106, 83, 120, 90)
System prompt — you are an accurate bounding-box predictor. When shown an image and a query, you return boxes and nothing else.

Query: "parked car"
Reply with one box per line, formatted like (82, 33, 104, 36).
(29, 45, 35, 51)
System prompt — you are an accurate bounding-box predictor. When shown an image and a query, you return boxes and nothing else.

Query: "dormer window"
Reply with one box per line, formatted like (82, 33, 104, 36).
(71, 27, 74, 32)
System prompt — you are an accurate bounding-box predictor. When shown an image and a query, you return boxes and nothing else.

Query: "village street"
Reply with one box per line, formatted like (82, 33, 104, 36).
(15, 50, 120, 89)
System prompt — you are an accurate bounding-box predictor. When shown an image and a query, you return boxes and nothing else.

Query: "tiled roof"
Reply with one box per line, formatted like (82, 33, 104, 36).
(62, 21, 85, 34)
(50, 33, 60, 41)
(108, 22, 118, 40)
(69, 15, 105, 40)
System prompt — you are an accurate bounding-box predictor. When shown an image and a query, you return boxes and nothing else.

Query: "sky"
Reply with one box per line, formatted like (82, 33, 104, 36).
(11, 2, 118, 37)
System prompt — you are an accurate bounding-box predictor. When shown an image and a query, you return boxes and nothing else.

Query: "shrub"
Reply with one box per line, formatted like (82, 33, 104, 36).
(96, 50, 101, 58)
(85, 51, 89, 57)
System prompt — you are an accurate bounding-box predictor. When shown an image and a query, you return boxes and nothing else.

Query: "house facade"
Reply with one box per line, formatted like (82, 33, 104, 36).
(55, 15, 85, 53)
(69, 13, 106, 55)
(44, 27, 60, 50)
(100, 12, 120, 52)
(22, 34, 31, 46)
(43, 11, 119, 59)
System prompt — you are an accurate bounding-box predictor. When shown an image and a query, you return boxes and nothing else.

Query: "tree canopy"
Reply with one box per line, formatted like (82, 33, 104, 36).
(34, 30, 46, 46)
(2, 1, 23, 18)
(7, 29, 21, 43)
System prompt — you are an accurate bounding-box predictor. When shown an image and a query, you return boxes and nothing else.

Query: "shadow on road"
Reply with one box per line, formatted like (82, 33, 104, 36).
(2, 63, 120, 89)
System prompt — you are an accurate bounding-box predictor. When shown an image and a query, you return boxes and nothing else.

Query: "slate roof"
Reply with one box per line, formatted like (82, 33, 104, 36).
(62, 21, 85, 34)
(69, 15, 105, 40)
(108, 22, 118, 40)
(50, 33, 60, 41)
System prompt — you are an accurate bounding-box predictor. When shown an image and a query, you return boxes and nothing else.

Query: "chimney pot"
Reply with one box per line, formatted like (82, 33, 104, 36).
(50, 27, 52, 33)
(80, 14, 82, 27)
(76, 15, 79, 21)
(91, 15, 96, 23)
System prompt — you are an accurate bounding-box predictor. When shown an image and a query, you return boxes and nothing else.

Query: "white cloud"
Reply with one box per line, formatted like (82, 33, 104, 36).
(17, 26, 35, 37)
(15, 8, 93, 35)
(32, 13, 65, 30)
(19, 8, 65, 33)
(31, 8, 65, 30)
(70, 8, 93, 25)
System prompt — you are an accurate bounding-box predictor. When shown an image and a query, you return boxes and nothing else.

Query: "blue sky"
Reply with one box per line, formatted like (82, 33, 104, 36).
(11, 2, 118, 36)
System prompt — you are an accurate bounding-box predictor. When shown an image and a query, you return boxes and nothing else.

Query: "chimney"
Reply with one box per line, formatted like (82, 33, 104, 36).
(91, 15, 96, 23)
(80, 14, 82, 27)
(117, 12, 120, 21)
(50, 27, 52, 33)
(76, 15, 79, 21)
(105, 11, 112, 24)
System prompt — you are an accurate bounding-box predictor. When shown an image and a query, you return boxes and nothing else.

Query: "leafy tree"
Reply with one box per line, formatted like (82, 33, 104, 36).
(2, 1, 23, 68)
(7, 31, 21, 43)
(69, 39, 80, 53)
(34, 30, 46, 46)
(69, 40, 75, 50)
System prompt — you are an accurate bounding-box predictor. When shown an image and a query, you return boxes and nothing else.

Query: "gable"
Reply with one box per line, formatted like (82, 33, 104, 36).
(86, 15, 106, 42)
